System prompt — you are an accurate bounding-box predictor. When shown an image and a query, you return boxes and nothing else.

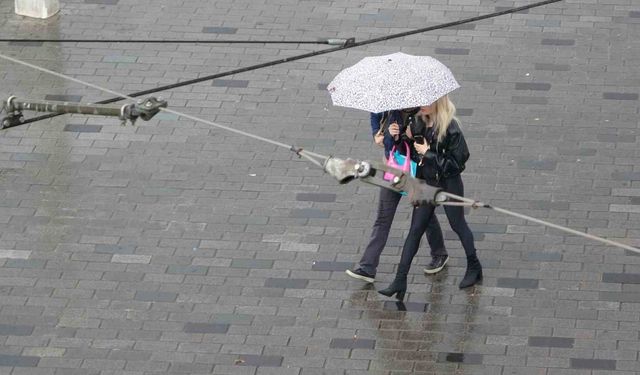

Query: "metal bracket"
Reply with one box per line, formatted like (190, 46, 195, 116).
(1, 95, 168, 129)
(1, 96, 24, 129)
(323, 156, 443, 206)
(120, 97, 168, 126)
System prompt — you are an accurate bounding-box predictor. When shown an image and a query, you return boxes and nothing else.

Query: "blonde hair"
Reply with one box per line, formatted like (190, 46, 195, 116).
(433, 95, 457, 143)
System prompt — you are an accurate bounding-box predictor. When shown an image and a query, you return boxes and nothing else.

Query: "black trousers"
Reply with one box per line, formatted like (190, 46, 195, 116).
(398, 174, 477, 271)
(358, 187, 447, 276)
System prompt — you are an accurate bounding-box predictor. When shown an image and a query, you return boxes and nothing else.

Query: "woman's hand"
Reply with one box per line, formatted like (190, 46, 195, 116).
(414, 142, 429, 156)
(388, 122, 400, 139)
(405, 125, 413, 139)
(373, 131, 384, 147)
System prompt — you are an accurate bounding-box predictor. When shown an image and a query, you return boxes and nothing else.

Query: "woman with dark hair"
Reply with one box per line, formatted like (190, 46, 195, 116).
(379, 94, 482, 301)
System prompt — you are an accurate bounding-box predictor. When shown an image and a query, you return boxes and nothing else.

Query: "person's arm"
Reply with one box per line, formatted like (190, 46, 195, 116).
(438, 123, 470, 177)
(370, 112, 382, 135)
(370, 112, 386, 147)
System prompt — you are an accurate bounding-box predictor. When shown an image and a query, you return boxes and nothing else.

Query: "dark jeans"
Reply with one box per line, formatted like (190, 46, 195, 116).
(398, 174, 477, 270)
(358, 187, 446, 276)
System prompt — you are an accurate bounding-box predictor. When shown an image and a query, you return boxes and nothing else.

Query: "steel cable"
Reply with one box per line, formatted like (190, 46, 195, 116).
(1, 49, 639, 254)
(12, 0, 562, 126)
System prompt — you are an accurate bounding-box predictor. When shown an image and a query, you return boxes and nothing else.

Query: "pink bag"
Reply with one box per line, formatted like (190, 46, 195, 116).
(383, 141, 416, 182)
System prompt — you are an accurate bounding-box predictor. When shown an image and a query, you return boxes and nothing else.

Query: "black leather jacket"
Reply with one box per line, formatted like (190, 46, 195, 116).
(418, 118, 470, 185)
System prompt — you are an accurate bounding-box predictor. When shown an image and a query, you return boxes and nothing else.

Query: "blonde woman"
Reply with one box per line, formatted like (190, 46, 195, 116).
(379, 95, 482, 300)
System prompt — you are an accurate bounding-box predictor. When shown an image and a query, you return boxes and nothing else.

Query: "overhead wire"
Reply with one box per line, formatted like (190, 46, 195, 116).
(13, 0, 562, 126)
(0, 49, 639, 255)
(0, 38, 345, 44)
(0, 51, 329, 167)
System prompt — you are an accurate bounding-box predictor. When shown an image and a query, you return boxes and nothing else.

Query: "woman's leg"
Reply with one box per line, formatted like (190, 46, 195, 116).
(354, 187, 402, 277)
(441, 176, 476, 258)
(399, 203, 438, 268)
(379, 203, 437, 300)
(424, 211, 447, 258)
(441, 175, 482, 288)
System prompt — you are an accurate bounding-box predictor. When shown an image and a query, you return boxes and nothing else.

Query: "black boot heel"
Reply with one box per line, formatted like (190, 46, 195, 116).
(378, 277, 407, 301)
(459, 256, 483, 289)
(378, 285, 406, 301)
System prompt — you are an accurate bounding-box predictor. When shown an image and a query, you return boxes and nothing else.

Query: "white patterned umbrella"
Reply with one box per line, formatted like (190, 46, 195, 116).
(327, 52, 460, 113)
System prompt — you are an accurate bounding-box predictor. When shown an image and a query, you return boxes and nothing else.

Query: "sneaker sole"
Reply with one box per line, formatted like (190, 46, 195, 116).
(423, 257, 449, 274)
(345, 269, 375, 283)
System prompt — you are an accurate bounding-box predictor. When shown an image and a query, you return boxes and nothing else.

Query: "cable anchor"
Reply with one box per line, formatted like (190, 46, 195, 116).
(1, 95, 168, 129)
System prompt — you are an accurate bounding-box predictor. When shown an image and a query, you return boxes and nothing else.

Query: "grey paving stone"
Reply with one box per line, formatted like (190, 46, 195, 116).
(289, 209, 330, 219)
(527, 19, 560, 28)
(611, 171, 640, 181)
(213, 314, 254, 325)
(534, 63, 571, 71)
(556, 148, 597, 156)
(5, 259, 46, 269)
(94, 244, 136, 254)
(528, 336, 574, 348)
(517, 159, 557, 170)
(44, 94, 83, 102)
(64, 124, 102, 133)
(0, 354, 40, 367)
(456, 108, 473, 116)
(212, 79, 249, 88)
(167, 265, 208, 275)
(134, 291, 178, 302)
(497, 278, 539, 289)
(330, 338, 375, 349)
(570, 358, 616, 370)
(264, 278, 309, 289)
(511, 96, 549, 105)
(602, 92, 638, 100)
(434, 48, 470, 55)
(0, 324, 34, 336)
(359, 14, 394, 22)
(631, 11, 640, 18)
(103, 55, 137, 63)
(523, 252, 562, 262)
(317, 83, 328, 90)
(383, 301, 428, 312)
(11, 153, 49, 161)
(235, 354, 283, 367)
(183, 322, 229, 334)
(602, 273, 640, 284)
(230, 259, 274, 269)
(470, 224, 506, 234)
(541, 39, 575, 46)
(599, 292, 640, 303)
(311, 261, 352, 271)
(296, 193, 336, 203)
(202, 27, 238, 34)
(437, 352, 483, 364)
(515, 83, 552, 91)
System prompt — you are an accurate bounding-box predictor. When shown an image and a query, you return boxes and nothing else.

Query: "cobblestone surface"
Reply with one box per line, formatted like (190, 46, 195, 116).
(0, 0, 639, 373)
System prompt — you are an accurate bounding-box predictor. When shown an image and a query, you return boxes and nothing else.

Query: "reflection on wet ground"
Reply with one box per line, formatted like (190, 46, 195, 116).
(1, 0, 639, 373)
(348, 270, 485, 373)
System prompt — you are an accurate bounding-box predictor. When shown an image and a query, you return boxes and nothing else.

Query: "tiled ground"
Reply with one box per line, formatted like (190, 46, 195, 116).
(0, 0, 639, 374)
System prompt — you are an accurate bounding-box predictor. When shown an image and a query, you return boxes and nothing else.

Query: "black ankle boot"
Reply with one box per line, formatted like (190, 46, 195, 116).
(459, 255, 482, 289)
(378, 265, 409, 301)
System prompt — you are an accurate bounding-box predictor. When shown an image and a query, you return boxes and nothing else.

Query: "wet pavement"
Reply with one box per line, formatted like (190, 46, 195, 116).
(0, 0, 639, 374)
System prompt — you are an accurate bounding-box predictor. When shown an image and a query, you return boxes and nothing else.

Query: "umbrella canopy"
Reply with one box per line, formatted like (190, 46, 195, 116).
(327, 52, 460, 113)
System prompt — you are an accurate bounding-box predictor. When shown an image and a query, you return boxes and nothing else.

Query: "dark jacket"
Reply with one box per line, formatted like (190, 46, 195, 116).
(417, 117, 470, 185)
(370, 111, 406, 159)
